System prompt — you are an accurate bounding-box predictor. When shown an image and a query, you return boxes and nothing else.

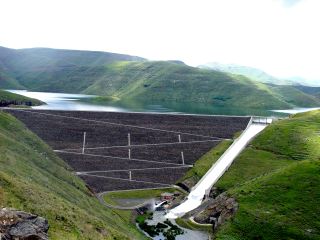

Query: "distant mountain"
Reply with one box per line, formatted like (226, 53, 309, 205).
(286, 76, 320, 87)
(199, 62, 320, 87)
(0, 46, 320, 110)
(294, 85, 320, 100)
(198, 62, 293, 85)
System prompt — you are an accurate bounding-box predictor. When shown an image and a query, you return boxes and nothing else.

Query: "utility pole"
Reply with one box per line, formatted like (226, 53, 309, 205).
(128, 133, 131, 159)
(82, 132, 86, 154)
(181, 151, 185, 165)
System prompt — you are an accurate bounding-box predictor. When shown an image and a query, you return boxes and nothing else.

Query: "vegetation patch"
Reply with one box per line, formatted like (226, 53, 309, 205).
(0, 90, 43, 107)
(103, 188, 177, 205)
(213, 110, 320, 239)
(176, 217, 212, 232)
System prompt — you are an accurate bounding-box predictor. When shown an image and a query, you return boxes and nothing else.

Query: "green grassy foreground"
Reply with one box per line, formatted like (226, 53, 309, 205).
(214, 110, 320, 239)
(0, 111, 145, 239)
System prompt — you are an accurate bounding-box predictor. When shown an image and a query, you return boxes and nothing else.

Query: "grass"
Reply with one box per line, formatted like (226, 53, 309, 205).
(216, 148, 293, 191)
(216, 160, 320, 240)
(82, 95, 120, 104)
(0, 111, 145, 239)
(180, 140, 232, 185)
(175, 218, 212, 232)
(103, 187, 178, 205)
(0, 89, 43, 106)
(213, 110, 320, 239)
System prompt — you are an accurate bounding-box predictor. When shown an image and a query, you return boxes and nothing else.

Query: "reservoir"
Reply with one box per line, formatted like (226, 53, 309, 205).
(7, 90, 317, 116)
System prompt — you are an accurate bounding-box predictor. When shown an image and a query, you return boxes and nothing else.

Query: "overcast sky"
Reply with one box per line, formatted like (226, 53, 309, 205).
(0, 0, 319, 80)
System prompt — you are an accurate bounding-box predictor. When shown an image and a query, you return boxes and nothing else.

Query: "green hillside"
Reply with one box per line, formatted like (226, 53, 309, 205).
(268, 84, 320, 108)
(82, 61, 319, 109)
(294, 85, 320, 100)
(0, 89, 43, 106)
(0, 46, 145, 92)
(0, 111, 144, 239)
(214, 110, 320, 239)
(0, 46, 320, 109)
(198, 62, 293, 85)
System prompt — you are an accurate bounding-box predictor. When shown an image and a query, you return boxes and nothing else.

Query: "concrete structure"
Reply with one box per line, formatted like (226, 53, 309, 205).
(166, 118, 271, 219)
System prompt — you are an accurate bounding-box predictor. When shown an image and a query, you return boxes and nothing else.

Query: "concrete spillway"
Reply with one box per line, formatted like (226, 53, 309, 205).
(166, 122, 268, 219)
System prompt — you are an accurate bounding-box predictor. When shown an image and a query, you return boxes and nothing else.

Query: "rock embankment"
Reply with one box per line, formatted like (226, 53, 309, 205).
(193, 193, 238, 231)
(0, 208, 49, 240)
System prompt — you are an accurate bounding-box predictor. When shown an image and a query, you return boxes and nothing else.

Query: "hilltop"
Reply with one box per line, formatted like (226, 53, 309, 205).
(0, 46, 320, 109)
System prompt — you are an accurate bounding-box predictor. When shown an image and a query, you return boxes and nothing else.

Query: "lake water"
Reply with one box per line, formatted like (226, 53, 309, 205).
(7, 90, 317, 116)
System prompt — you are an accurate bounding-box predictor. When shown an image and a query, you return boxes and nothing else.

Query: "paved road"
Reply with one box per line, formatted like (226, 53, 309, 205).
(166, 123, 267, 219)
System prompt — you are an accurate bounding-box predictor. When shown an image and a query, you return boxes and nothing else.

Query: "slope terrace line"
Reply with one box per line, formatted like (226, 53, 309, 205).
(57, 139, 222, 152)
(80, 173, 172, 187)
(76, 165, 191, 174)
(55, 149, 191, 167)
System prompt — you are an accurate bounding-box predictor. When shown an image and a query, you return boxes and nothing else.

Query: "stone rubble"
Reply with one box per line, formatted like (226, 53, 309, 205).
(0, 208, 49, 240)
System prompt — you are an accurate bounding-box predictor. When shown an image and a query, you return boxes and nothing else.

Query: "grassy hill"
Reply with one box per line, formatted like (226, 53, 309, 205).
(0, 46, 145, 93)
(0, 111, 145, 239)
(198, 62, 293, 85)
(294, 85, 320, 100)
(0, 89, 43, 106)
(0, 46, 320, 109)
(213, 110, 320, 239)
(82, 61, 320, 109)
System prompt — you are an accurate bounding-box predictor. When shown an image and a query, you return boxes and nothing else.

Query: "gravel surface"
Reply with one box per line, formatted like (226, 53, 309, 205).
(6, 109, 250, 192)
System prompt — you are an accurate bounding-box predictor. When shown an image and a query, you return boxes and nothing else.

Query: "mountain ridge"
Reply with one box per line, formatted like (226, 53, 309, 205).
(198, 62, 293, 85)
(0, 46, 319, 110)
